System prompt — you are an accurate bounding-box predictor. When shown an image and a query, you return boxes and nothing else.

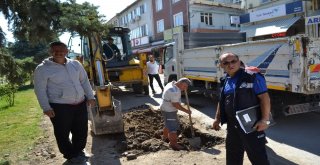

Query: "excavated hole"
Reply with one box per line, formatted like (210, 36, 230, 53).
(115, 104, 225, 156)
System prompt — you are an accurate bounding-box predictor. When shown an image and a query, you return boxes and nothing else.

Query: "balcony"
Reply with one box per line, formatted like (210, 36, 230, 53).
(192, 22, 240, 31)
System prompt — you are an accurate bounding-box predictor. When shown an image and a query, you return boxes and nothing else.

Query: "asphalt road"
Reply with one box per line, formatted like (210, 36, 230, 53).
(113, 75, 320, 165)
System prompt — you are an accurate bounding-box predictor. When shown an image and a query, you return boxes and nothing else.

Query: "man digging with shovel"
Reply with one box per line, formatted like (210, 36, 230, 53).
(160, 78, 192, 151)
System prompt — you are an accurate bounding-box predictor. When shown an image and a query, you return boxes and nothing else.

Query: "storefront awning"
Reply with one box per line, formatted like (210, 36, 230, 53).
(132, 45, 164, 54)
(240, 16, 301, 38)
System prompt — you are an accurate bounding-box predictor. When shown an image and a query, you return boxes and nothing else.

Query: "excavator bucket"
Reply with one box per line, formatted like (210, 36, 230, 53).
(88, 99, 124, 135)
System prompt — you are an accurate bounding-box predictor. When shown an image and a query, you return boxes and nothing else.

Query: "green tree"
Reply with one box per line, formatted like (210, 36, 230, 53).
(16, 57, 38, 85)
(0, 0, 109, 43)
(0, 27, 5, 47)
(0, 49, 21, 106)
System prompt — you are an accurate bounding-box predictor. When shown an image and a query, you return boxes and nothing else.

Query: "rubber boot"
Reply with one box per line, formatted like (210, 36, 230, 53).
(162, 128, 169, 142)
(168, 132, 184, 151)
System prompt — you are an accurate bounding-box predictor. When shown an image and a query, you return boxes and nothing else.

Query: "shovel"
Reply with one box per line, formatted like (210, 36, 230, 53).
(184, 90, 201, 149)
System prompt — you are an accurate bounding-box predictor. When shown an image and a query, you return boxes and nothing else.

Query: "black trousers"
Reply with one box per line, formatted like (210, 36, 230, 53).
(148, 74, 164, 92)
(50, 101, 88, 159)
(226, 123, 269, 165)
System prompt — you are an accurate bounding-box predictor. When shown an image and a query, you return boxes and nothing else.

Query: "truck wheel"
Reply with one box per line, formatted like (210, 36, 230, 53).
(132, 83, 143, 94)
(143, 85, 149, 95)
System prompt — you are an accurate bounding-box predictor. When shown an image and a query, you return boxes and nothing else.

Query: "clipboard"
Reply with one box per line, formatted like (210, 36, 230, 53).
(235, 105, 260, 134)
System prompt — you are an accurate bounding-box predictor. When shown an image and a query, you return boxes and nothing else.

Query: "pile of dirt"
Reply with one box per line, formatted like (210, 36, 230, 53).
(118, 104, 224, 157)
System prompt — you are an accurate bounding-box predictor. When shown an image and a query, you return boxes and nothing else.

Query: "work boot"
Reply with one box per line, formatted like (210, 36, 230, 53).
(169, 143, 184, 151)
(168, 132, 184, 151)
(162, 128, 169, 142)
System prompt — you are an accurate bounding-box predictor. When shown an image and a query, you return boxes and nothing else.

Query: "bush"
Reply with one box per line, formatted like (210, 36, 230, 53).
(0, 85, 17, 106)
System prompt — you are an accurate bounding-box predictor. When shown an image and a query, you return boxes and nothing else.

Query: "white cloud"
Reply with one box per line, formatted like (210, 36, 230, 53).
(76, 0, 136, 20)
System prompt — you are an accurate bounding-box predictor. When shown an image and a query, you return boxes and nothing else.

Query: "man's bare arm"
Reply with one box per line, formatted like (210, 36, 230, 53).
(172, 102, 191, 114)
(257, 92, 271, 121)
(254, 92, 271, 131)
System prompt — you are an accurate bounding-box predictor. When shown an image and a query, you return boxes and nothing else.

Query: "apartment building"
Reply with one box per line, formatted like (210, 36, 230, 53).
(153, 0, 244, 42)
(108, 0, 244, 52)
(189, 0, 243, 33)
(239, 0, 309, 41)
(108, 0, 153, 51)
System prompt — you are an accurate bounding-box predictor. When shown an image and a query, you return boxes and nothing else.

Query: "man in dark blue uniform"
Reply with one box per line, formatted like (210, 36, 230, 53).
(213, 52, 271, 165)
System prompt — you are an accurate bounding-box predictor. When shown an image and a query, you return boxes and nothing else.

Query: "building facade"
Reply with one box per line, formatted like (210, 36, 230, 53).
(189, 0, 243, 33)
(239, 0, 314, 41)
(108, 0, 154, 50)
(108, 0, 244, 51)
(153, 0, 243, 42)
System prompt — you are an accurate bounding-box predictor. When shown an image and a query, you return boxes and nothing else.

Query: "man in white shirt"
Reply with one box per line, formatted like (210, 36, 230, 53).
(160, 78, 192, 150)
(147, 54, 164, 94)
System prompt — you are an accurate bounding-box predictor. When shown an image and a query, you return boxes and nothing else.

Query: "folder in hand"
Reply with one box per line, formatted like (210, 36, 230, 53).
(235, 105, 261, 134)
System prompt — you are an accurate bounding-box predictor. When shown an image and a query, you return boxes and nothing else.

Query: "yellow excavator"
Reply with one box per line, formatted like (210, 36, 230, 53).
(68, 27, 149, 135)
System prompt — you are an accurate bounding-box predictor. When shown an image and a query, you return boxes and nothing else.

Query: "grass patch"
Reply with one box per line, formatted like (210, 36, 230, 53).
(0, 87, 43, 163)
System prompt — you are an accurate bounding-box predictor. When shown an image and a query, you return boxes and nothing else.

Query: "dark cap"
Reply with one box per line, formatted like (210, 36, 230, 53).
(49, 41, 67, 48)
(107, 36, 114, 41)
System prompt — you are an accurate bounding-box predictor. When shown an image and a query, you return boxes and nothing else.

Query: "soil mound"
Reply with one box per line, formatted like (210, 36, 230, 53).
(119, 104, 224, 156)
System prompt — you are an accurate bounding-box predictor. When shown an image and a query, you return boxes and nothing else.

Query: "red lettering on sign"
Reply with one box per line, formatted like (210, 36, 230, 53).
(272, 32, 286, 38)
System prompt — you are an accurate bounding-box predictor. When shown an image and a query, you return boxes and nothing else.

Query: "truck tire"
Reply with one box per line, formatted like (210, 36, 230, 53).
(132, 83, 143, 94)
(143, 85, 149, 95)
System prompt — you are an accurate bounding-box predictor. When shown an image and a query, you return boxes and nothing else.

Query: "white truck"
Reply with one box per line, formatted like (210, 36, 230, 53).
(163, 32, 320, 116)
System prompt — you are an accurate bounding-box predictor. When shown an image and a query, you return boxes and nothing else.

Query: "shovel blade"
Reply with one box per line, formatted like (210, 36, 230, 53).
(188, 137, 201, 149)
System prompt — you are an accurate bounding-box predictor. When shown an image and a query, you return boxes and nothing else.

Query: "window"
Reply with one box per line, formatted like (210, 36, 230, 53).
(120, 17, 124, 25)
(140, 4, 146, 14)
(233, 0, 241, 4)
(141, 24, 148, 36)
(125, 15, 128, 24)
(157, 19, 164, 33)
(200, 13, 213, 25)
(130, 25, 148, 39)
(173, 12, 183, 27)
(128, 13, 132, 22)
(172, 0, 180, 3)
(164, 46, 174, 63)
(156, 0, 163, 11)
(260, 0, 270, 3)
(136, 8, 140, 16)
(131, 11, 135, 19)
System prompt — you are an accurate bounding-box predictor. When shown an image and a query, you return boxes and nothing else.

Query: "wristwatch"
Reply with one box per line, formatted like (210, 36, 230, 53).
(262, 120, 270, 125)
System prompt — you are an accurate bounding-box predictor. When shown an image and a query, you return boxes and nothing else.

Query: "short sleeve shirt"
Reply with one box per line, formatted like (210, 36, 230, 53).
(224, 72, 267, 95)
(147, 61, 159, 74)
(160, 81, 181, 112)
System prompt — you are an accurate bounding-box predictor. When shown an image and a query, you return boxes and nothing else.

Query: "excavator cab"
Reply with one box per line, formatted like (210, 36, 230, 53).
(66, 26, 149, 135)
(102, 27, 133, 68)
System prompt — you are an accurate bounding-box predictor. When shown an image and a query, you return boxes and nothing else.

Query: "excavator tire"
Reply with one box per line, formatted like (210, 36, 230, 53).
(132, 83, 143, 94)
(143, 85, 149, 95)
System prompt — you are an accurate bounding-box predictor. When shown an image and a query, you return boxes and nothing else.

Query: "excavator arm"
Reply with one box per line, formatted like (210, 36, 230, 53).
(82, 32, 124, 135)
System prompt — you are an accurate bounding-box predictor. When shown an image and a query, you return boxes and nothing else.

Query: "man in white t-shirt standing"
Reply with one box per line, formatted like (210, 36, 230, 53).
(160, 78, 192, 150)
(147, 54, 164, 94)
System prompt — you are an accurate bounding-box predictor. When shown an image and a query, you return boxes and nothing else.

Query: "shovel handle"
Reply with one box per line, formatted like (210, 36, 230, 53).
(184, 90, 195, 138)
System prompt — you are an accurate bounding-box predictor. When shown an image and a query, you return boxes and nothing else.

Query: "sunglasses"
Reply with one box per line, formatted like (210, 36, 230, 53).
(222, 59, 238, 66)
